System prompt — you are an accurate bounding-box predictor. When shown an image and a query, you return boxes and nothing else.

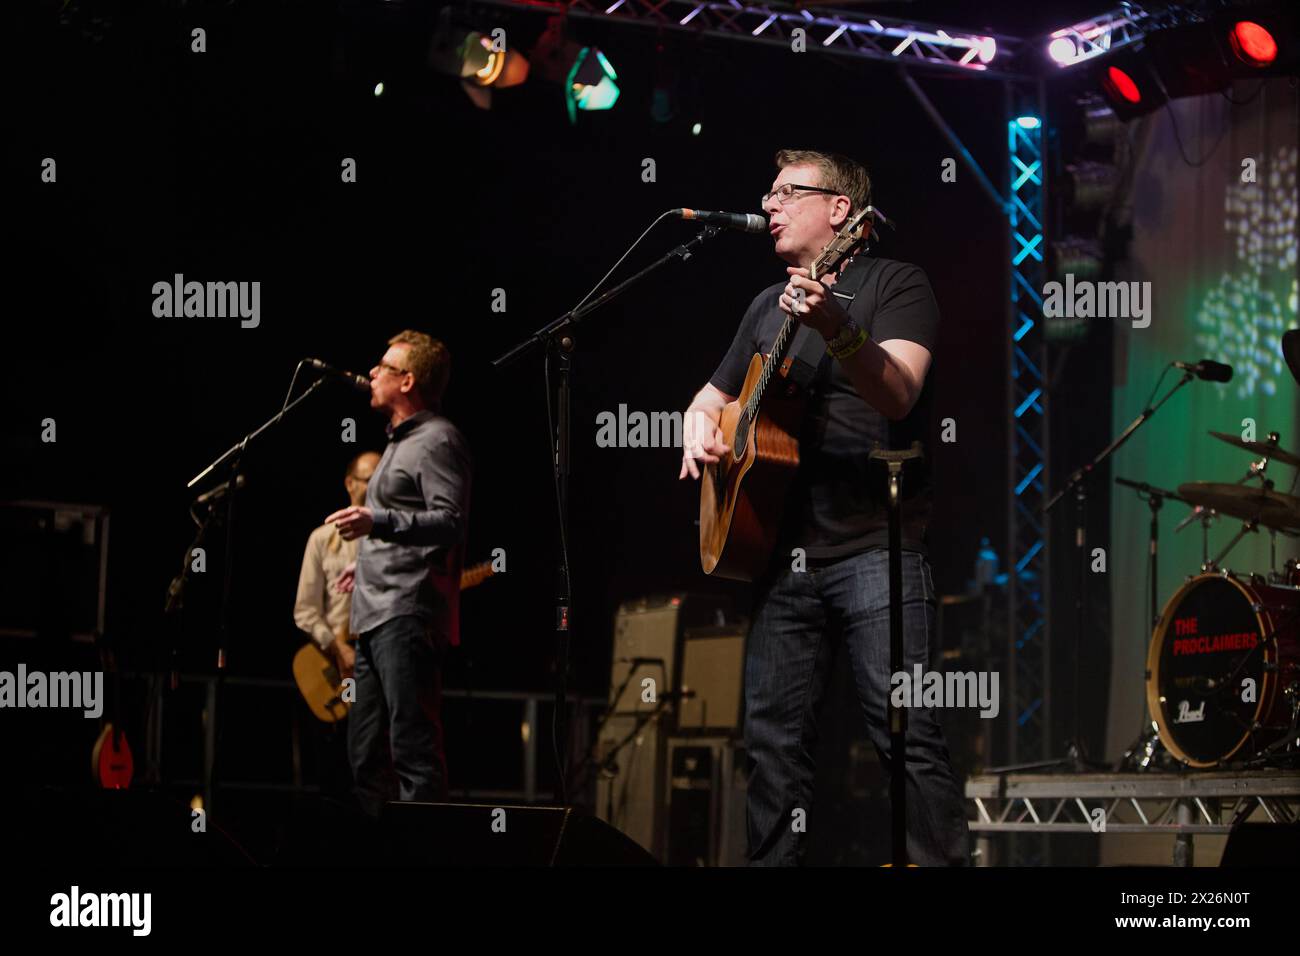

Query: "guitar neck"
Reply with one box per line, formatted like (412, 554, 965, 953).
(747, 256, 836, 416)
(459, 560, 495, 591)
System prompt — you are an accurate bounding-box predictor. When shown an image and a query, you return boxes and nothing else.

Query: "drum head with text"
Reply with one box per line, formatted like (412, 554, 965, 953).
(1148, 576, 1268, 766)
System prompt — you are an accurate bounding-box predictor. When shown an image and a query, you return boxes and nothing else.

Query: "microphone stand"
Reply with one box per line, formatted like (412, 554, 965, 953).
(1112, 477, 1193, 770)
(183, 376, 331, 818)
(493, 225, 724, 804)
(1015, 369, 1197, 773)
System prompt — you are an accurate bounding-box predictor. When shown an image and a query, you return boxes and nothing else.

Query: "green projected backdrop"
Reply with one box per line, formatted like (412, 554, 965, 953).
(1104, 81, 1299, 763)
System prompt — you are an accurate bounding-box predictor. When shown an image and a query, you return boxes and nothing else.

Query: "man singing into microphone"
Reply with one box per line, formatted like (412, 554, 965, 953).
(679, 149, 969, 865)
(330, 330, 472, 819)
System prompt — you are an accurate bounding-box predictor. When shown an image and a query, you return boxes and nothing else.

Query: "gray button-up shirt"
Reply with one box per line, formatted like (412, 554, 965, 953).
(351, 409, 472, 642)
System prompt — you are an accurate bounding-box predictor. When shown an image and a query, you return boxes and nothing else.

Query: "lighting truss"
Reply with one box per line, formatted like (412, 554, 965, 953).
(1007, 103, 1049, 802)
(475, 0, 1025, 76)
(1046, 4, 1155, 68)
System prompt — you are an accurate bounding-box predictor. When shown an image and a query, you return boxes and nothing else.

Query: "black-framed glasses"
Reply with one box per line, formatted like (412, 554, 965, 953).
(761, 183, 840, 207)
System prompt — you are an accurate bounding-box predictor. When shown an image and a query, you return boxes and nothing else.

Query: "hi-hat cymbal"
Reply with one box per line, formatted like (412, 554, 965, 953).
(1208, 431, 1300, 467)
(1178, 481, 1300, 532)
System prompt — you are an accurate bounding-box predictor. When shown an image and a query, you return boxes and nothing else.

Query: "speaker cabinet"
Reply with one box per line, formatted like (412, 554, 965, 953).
(595, 595, 733, 860)
(665, 737, 748, 867)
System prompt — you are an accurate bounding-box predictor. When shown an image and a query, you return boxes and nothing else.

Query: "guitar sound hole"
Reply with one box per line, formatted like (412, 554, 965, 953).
(733, 413, 750, 462)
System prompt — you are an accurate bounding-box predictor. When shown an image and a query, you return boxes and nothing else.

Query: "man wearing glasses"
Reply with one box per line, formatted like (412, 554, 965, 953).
(679, 149, 969, 866)
(329, 330, 472, 819)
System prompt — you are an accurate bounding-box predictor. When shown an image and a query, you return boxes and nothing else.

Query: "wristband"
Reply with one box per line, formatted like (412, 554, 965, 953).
(826, 320, 868, 360)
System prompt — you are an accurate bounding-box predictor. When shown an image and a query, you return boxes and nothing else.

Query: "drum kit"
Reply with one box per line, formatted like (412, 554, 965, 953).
(1121, 335, 1300, 771)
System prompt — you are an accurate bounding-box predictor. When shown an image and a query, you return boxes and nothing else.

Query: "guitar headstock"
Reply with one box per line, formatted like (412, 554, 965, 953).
(810, 205, 875, 282)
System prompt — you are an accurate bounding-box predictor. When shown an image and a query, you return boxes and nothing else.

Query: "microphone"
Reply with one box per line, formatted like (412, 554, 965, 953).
(305, 358, 371, 393)
(194, 474, 247, 506)
(672, 208, 768, 234)
(1174, 359, 1233, 383)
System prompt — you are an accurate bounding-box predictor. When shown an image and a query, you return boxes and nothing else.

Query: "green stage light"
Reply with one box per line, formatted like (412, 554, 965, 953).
(565, 47, 620, 124)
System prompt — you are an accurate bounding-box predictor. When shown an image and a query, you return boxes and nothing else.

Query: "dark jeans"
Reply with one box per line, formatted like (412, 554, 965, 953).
(347, 614, 448, 819)
(744, 548, 971, 866)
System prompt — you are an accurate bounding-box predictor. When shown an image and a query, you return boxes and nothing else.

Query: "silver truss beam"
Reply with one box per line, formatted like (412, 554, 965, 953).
(1045, 3, 1154, 68)
(474, 0, 1029, 77)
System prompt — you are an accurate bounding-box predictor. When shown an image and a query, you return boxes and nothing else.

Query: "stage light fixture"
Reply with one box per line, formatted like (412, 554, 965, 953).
(1048, 36, 1078, 65)
(1065, 161, 1119, 211)
(1229, 20, 1278, 66)
(1016, 115, 1042, 129)
(1213, 7, 1296, 77)
(1096, 47, 1166, 120)
(565, 47, 620, 124)
(1104, 65, 1141, 103)
(1052, 238, 1105, 280)
(1081, 100, 1120, 147)
(430, 29, 529, 89)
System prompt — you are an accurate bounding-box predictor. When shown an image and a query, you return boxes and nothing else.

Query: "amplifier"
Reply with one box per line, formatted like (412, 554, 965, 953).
(677, 625, 745, 734)
(596, 594, 734, 860)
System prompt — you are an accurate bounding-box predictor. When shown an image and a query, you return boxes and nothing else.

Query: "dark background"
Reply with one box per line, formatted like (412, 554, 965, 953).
(4, 0, 1121, 860)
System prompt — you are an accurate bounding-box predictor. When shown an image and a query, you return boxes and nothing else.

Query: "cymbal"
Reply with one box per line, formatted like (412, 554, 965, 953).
(1178, 481, 1300, 532)
(1283, 329, 1300, 386)
(1208, 431, 1300, 467)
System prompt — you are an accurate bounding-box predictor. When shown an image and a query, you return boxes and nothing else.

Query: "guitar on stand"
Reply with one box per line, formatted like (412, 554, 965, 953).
(90, 637, 134, 789)
(292, 559, 499, 722)
(700, 205, 877, 580)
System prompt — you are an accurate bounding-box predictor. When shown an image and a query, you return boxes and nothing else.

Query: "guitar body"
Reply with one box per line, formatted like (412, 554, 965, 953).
(293, 643, 350, 723)
(697, 204, 876, 582)
(293, 559, 501, 723)
(91, 723, 133, 789)
(700, 354, 804, 581)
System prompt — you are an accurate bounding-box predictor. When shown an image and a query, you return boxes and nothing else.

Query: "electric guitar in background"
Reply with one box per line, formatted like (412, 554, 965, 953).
(699, 206, 874, 581)
(292, 559, 499, 723)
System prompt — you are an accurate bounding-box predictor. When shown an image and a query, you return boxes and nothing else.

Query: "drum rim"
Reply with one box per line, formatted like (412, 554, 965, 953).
(1145, 572, 1276, 768)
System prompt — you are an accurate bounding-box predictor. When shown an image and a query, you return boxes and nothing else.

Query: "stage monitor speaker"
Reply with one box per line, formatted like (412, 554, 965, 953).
(381, 802, 658, 866)
(1220, 823, 1300, 866)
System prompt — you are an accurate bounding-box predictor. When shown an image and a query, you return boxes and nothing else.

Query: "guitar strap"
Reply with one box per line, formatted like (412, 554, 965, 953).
(780, 254, 877, 392)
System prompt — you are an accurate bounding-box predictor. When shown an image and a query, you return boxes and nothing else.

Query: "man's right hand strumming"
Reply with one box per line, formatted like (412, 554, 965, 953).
(679, 385, 734, 481)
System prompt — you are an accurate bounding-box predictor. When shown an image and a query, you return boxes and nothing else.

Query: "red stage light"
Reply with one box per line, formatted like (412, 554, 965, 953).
(1105, 66, 1142, 103)
(1229, 21, 1278, 66)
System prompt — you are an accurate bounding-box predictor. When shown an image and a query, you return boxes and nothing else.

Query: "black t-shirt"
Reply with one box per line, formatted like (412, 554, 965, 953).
(709, 255, 940, 560)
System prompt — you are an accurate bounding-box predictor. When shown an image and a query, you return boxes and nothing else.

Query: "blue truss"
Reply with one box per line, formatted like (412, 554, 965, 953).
(1007, 99, 1049, 864)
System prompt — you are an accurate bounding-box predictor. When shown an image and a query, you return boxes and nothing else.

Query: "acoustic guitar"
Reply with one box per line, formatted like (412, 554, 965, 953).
(293, 559, 498, 723)
(699, 206, 874, 581)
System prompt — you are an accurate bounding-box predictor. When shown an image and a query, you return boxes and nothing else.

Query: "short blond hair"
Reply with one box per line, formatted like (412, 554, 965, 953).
(388, 330, 450, 406)
(775, 149, 872, 214)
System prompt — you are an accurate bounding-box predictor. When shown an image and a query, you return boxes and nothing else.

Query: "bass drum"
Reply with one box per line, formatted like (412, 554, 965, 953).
(1146, 573, 1300, 768)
